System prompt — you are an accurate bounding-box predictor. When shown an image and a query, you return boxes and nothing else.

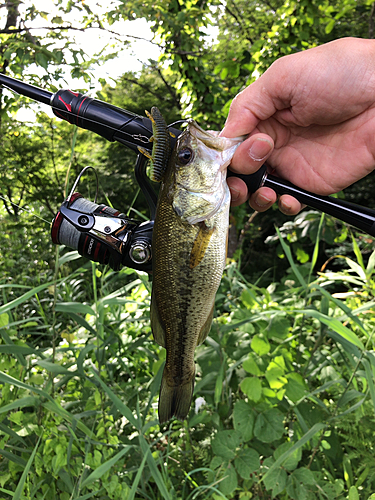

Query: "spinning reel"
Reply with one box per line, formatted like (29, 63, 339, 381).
(1, 73, 375, 274)
(51, 166, 154, 272)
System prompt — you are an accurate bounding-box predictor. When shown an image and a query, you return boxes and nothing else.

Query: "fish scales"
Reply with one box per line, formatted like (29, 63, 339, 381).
(151, 118, 243, 424)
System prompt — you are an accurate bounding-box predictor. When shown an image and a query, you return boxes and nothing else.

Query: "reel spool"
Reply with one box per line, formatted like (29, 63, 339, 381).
(51, 168, 153, 272)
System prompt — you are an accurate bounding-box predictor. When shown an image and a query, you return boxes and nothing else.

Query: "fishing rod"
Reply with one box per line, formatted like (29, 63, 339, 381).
(1, 73, 375, 272)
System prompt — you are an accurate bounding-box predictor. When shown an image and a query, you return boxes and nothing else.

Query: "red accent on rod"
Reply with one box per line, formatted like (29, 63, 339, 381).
(76, 97, 88, 124)
(58, 95, 72, 112)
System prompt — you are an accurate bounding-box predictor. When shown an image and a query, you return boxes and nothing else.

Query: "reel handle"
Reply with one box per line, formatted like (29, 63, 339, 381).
(228, 165, 375, 236)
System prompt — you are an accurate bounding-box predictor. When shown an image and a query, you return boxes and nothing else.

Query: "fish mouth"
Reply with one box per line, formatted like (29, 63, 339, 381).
(187, 120, 244, 172)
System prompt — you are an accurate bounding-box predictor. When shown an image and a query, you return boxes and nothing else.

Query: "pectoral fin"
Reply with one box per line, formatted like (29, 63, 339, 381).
(189, 225, 214, 269)
(150, 292, 166, 347)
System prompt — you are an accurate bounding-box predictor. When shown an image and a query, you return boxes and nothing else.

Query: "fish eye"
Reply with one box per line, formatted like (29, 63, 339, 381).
(177, 147, 194, 165)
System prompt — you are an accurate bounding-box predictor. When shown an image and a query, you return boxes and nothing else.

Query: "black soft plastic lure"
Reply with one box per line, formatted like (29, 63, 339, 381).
(138, 107, 174, 182)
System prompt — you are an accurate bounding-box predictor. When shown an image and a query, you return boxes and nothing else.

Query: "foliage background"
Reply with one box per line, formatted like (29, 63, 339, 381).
(2, 1, 375, 499)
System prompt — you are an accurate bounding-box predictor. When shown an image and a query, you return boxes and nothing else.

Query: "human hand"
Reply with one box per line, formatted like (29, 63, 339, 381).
(221, 37, 375, 215)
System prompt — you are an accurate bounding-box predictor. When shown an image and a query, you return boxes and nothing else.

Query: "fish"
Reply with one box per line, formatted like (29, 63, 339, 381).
(151, 119, 243, 424)
(138, 106, 174, 182)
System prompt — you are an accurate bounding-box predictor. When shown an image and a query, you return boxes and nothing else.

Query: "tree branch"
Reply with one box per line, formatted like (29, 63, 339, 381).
(155, 66, 182, 110)
(0, 23, 162, 47)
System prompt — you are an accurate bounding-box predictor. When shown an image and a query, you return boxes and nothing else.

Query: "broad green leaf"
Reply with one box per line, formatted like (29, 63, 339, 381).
(285, 373, 307, 403)
(263, 458, 287, 497)
(348, 485, 359, 500)
(240, 377, 262, 402)
(286, 471, 309, 500)
(233, 400, 255, 441)
(274, 442, 302, 471)
(35, 52, 48, 69)
(251, 335, 270, 356)
(219, 463, 238, 496)
(234, 448, 260, 479)
(242, 354, 262, 376)
(52, 446, 67, 475)
(254, 408, 284, 443)
(267, 315, 290, 339)
(291, 467, 315, 485)
(263, 423, 326, 483)
(265, 358, 287, 390)
(295, 246, 309, 264)
(211, 430, 241, 460)
(0, 313, 9, 328)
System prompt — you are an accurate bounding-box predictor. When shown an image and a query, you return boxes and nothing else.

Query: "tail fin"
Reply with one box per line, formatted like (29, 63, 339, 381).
(158, 367, 195, 424)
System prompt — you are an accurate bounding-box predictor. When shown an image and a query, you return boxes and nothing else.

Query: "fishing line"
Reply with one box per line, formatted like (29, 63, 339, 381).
(57, 196, 99, 248)
(0, 194, 51, 225)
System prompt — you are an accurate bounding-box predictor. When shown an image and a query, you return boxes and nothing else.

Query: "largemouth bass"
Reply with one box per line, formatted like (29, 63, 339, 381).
(151, 119, 243, 424)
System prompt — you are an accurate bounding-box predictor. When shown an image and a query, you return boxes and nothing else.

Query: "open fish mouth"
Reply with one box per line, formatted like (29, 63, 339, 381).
(187, 120, 244, 172)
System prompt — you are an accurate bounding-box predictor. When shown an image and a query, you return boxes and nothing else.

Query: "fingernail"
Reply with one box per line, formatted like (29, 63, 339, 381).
(255, 193, 272, 207)
(249, 138, 272, 161)
(230, 187, 240, 202)
(280, 200, 292, 213)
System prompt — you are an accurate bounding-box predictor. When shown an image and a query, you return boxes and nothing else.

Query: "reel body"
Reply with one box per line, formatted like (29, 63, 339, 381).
(51, 193, 153, 272)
